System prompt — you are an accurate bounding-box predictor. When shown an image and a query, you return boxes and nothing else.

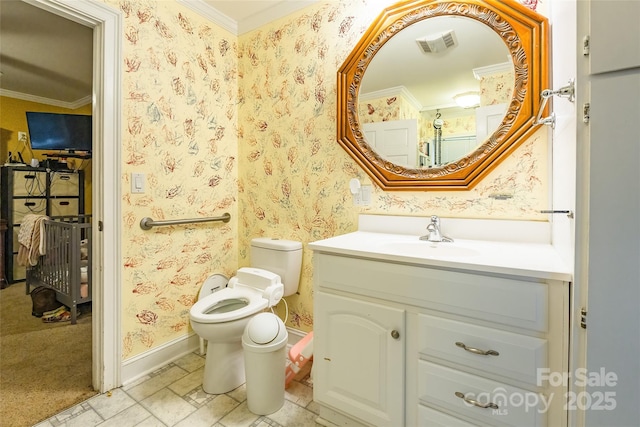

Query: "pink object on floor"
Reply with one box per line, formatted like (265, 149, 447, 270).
(285, 331, 313, 387)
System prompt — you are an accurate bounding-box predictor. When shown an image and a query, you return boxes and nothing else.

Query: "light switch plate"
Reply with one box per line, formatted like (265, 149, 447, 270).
(361, 185, 372, 206)
(352, 185, 372, 206)
(131, 172, 145, 193)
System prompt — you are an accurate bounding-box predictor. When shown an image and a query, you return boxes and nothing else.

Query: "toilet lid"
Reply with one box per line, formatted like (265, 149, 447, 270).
(190, 287, 268, 323)
(198, 274, 229, 300)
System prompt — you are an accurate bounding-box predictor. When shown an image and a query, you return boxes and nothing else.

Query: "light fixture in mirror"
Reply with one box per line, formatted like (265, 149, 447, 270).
(337, 0, 549, 190)
(454, 92, 481, 109)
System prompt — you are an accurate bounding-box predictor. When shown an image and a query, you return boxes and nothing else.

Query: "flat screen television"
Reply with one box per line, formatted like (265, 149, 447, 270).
(26, 112, 92, 153)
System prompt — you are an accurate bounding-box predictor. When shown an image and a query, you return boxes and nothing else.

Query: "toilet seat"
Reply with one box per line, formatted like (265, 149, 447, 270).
(191, 286, 268, 323)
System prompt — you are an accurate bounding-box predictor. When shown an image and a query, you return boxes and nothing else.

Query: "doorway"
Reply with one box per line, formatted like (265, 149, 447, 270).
(27, 0, 122, 393)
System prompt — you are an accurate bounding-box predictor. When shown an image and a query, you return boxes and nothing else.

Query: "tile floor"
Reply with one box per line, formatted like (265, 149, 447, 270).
(35, 351, 320, 427)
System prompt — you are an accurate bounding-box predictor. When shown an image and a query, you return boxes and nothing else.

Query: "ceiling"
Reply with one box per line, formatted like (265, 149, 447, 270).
(360, 15, 511, 112)
(0, 0, 508, 113)
(0, 0, 316, 108)
(0, 0, 93, 107)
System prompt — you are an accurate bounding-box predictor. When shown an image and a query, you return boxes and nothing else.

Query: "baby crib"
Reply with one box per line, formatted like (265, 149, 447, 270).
(26, 215, 92, 324)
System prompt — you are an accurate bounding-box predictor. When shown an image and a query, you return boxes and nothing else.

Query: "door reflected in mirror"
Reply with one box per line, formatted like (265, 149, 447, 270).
(358, 15, 514, 169)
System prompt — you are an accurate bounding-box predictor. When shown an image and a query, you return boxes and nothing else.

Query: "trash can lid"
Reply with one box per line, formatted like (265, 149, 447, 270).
(246, 312, 284, 344)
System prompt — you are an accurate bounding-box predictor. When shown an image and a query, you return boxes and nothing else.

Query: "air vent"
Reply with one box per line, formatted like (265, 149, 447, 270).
(416, 30, 457, 53)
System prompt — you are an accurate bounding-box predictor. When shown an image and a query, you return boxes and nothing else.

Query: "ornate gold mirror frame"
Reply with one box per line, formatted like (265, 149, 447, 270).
(337, 0, 549, 190)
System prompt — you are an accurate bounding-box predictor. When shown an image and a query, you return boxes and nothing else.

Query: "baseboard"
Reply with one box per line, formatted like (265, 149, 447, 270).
(286, 326, 307, 348)
(120, 327, 310, 386)
(121, 333, 200, 386)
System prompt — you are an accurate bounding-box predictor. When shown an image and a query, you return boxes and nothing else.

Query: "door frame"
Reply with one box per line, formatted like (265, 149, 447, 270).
(26, 0, 123, 392)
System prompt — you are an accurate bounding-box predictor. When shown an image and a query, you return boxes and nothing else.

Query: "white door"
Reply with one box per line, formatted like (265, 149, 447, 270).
(575, 1, 640, 425)
(475, 103, 507, 144)
(363, 119, 418, 167)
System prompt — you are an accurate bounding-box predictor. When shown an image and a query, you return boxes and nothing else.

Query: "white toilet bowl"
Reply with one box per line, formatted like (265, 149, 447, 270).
(189, 268, 283, 394)
(190, 238, 302, 395)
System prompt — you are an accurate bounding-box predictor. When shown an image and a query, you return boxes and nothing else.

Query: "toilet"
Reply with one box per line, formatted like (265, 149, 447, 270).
(189, 238, 302, 394)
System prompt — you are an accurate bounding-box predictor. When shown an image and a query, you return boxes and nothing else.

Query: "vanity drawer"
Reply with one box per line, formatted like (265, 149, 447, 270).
(418, 314, 547, 386)
(316, 254, 549, 331)
(418, 361, 547, 427)
(418, 405, 479, 426)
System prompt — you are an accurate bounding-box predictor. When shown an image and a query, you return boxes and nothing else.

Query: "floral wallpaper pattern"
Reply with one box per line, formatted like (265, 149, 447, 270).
(238, 1, 548, 333)
(359, 95, 421, 124)
(109, 0, 239, 358)
(480, 71, 515, 106)
(107, 0, 549, 359)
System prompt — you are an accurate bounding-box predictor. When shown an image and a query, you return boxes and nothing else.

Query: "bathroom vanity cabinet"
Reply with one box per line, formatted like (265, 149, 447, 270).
(312, 244, 571, 427)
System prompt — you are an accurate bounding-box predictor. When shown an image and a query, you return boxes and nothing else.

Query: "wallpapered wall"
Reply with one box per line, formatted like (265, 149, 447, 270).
(105, 0, 547, 359)
(237, 1, 548, 332)
(109, 0, 239, 358)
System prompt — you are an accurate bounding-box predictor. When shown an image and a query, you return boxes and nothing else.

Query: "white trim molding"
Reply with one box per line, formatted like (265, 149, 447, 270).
(0, 89, 91, 110)
(177, 0, 319, 36)
(122, 327, 309, 386)
(122, 334, 202, 386)
(473, 61, 514, 80)
(177, 0, 237, 34)
(359, 85, 423, 112)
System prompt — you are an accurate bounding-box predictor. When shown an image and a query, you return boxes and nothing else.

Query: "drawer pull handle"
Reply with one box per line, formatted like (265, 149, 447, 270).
(391, 330, 400, 340)
(455, 342, 499, 356)
(455, 391, 499, 409)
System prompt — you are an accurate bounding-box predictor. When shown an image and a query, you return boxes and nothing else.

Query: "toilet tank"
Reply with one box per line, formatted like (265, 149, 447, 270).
(251, 238, 302, 297)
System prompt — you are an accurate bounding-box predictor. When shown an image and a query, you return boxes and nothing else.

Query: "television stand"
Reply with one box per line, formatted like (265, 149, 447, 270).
(43, 152, 91, 160)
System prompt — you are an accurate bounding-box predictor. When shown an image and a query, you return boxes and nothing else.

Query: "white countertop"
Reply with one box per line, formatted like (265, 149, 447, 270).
(309, 230, 572, 282)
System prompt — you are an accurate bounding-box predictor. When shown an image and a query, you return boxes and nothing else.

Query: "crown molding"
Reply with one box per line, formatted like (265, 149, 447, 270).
(236, 1, 318, 35)
(177, 0, 237, 34)
(0, 88, 91, 109)
(359, 85, 423, 112)
(177, 0, 318, 36)
(473, 61, 513, 79)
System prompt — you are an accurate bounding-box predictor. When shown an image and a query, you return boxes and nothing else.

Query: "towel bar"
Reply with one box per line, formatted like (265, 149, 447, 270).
(139, 213, 231, 230)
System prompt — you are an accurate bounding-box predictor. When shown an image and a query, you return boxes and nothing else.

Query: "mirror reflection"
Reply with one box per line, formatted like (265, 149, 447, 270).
(358, 16, 514, 168)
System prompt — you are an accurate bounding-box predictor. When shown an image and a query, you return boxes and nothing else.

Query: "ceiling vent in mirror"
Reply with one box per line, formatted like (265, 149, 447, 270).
(416, 30, 457, 53)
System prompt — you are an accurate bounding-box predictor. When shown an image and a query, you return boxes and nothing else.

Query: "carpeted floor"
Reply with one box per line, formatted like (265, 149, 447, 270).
(0, 283, 96, 427)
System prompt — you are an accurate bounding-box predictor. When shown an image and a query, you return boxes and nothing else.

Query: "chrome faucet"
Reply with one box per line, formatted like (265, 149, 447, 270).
(420, 215, 453, 243)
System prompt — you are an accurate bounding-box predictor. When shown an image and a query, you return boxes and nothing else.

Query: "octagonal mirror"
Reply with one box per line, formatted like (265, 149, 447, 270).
(337, 0, 549, 190)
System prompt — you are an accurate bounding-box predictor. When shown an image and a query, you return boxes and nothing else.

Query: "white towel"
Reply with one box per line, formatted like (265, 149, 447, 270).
(17, 214, 49, 266)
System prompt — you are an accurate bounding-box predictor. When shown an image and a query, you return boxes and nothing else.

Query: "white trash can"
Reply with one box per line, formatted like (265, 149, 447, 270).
(242, 312, 288, 415)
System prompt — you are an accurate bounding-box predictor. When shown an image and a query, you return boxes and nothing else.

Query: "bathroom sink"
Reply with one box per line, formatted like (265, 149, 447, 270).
(375, 241, 480, 258)
(309, 220, 573, 281)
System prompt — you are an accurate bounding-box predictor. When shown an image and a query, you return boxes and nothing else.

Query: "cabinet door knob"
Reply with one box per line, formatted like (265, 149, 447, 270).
(391, 330, 400, 339)
(455, 341, 499, 356)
